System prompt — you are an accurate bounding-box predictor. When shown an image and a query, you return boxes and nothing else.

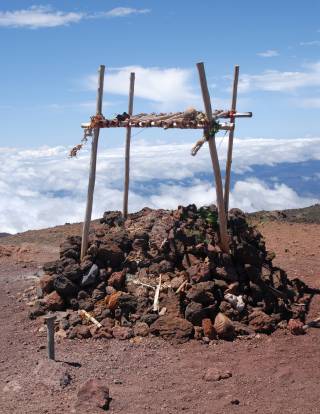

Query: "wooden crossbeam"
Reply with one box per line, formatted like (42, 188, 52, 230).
(81, 111, 251, 131)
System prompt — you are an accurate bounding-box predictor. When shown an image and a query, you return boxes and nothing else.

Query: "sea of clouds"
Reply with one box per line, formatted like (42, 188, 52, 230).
(0, 137, 319, 233)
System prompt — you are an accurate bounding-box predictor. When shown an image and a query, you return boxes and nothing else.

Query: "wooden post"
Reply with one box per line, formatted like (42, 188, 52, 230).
(224, 65, 239, 215)
(123, 72, 135, 219)
(196, 62, 229, 253)
(80, 65, 105, 260)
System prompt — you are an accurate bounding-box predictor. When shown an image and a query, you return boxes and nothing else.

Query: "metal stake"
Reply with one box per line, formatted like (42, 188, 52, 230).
(44, 314, 56, 360)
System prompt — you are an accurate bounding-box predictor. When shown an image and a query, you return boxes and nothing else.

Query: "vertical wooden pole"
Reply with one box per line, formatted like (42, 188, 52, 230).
(196, 62, 229, 253)
(80, 65, 105, 260)
(123, 72, 135, 219)
(224, 65, 239, 215)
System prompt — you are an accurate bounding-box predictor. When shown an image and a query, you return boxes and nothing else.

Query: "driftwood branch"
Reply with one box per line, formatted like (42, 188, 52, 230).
(224, 65, 240, 215)
(196, 62, 229, 253)
(80, 65, 105, 261)
(123, 72, 135, 220)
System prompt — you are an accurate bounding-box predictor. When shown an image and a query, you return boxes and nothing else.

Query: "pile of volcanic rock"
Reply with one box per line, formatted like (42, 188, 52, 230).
(31, 205, 312, 342)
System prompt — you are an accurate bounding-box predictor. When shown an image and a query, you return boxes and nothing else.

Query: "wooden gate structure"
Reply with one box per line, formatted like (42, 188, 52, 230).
(74, 62, 252, 260)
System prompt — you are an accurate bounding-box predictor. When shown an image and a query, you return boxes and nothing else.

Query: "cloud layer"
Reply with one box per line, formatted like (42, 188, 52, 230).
(0, 6, 150, 29)
(0, 138, 319, 233)
(86, 66, 200, 110)
(239, 61, 320, 93)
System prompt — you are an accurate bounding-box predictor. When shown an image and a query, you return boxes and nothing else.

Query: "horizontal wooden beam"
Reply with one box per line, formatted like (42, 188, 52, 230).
(81, 121, 235, 131)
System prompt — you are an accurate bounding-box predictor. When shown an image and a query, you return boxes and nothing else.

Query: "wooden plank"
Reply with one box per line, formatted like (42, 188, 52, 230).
(196, 62, 229, 253)
(123, 72, 135, 219)
(224, 65, 240, 215)
(80, 65, 105, 260)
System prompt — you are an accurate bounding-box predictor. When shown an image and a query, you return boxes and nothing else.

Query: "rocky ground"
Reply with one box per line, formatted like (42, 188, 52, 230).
(0, 206, 320, 414)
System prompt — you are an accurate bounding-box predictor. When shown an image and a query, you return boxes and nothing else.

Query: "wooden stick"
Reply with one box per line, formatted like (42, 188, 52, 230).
(79, 309, 102, 328)
(196, 62, 229, 253)
(224, 65, 239, 215)
(123, 72, 135, 220)
(153, 274, 162, 312)
(175, 279, 188, 294)
(80, 65, 105, 260)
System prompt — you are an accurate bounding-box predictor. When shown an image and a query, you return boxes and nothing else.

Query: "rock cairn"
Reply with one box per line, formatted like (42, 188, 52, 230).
(31, 205, 313, 341)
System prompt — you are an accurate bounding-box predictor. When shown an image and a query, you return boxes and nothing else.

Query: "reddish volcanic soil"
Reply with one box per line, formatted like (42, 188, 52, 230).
(0, 219, 320, 414)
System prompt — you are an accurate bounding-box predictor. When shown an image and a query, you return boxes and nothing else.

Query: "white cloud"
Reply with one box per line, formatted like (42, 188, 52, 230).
(296, 97, 320, 108)
(0, 137, 319, 233)
(85, 66, 200, 110)
(102, 7, 150, 17)
(257, 50, 279, 58)
(239, 61, 320, 93)
(0, 5, 150, 29)
(0, 5, 83, 28)
(300, 40, 320, 46)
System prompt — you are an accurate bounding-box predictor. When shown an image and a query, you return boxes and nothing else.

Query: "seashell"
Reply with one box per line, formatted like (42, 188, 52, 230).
(214, 312, 235, 340)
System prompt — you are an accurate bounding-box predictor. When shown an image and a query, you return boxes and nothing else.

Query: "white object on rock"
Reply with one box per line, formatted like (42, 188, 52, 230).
(224, 293, 245, 312)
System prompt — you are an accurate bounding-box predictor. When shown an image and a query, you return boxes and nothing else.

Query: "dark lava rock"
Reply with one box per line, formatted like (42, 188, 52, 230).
(96, 243, 124, 268)
(81, 264, 99, 287)
(53, 275, 78, 298)
(186, 281, 216, 305)
(63, 263, 82, 282)
(140, 313, 159, 326)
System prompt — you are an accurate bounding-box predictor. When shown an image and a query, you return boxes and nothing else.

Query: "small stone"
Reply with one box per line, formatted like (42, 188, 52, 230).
(248, 310, 275, 334)
(108, 271, 126, 290)
(106, 291, 122, 310)
(68, 325, 92, 339)
(74, 379, 110, 412)
(59, 372, 72, 388)
(112, 326, 134, 340)
(100, 317, 115, 329)
(203, 368, 232, 382)
(288, 319, 306, 335)
(41, 291, 64, 311)
(194, 326, 203, 340)
(39, 274, 55, 294)
(202, 318, 216, 340)
(133, 322, 149, 337)
(140, 314, 159, 326)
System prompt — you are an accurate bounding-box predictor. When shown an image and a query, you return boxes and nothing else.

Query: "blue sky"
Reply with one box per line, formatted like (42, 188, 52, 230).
(0, 1, 319, 232)
(1, 0, 320, 147)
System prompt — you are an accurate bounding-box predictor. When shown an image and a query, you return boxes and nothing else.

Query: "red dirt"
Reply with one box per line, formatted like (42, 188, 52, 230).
(0, 220, 320, 414)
